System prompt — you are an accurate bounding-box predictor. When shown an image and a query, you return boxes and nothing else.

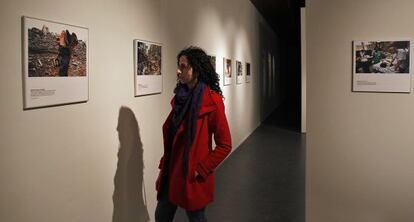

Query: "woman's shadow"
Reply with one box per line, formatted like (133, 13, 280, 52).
(112, 106, 150, 222)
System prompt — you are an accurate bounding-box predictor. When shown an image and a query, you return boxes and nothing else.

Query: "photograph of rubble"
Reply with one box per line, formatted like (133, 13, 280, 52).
(134, 39, 162, 96)
(27, 21, 87, 77)
(136, 41, 161, 75)
(23, 16, 89, 109)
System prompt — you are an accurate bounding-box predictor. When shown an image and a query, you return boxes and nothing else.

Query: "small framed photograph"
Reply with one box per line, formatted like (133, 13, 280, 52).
(22, 16, 89, 109)
(134, 39, 162, 96)
(223, 57, 232, 86)
(236, 60, 243, 84)
(246, 62, 251, 83)
(353, 40, 411, 92)
(208, 55, 216, 72)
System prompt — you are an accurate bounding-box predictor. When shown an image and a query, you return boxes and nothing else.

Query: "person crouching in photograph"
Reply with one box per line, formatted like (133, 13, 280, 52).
(389, 46, 409, 73)
(155, 46, 232, 222)
(56, 30, 78, 76)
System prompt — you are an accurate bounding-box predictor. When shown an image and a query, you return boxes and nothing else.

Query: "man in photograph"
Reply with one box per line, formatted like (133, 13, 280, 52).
(56, 30, 78, 76)
(389, 46, 409, 73)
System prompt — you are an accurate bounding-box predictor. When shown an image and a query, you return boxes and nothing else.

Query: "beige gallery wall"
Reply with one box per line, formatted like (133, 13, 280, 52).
(307, 0, 414, 221)
(0, 0, 279, 221)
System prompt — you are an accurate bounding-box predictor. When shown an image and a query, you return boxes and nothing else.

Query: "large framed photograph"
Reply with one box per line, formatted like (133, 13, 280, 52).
(134, 39, 162, 96)
(246, 62, 251, 83)
(223, 57, 232, 86)
(236, 60, 243, 84)
(353, 40, 411, 92)
(23, 16, 89, 109)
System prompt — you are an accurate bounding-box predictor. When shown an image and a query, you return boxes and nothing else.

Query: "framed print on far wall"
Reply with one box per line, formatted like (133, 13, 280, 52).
(353, 40, 411, 93)
(236, 60, 243, 84)
(223, 57, 232, 86)
(246, 62, 251, 83)
(208, 55, 216, 72)
(134, 39, 162, 96)
(22, 16, 89, 109)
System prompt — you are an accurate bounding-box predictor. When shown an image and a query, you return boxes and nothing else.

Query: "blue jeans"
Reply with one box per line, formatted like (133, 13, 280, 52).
(155, 200, 207, 222)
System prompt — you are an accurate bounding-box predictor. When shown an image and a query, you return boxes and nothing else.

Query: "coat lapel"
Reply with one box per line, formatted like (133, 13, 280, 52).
(198, 88, 216, 116)
(165, 87, 217, 147)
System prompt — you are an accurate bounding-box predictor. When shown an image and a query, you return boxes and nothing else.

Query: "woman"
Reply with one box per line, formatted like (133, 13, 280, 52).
(155, 46, 232, 222)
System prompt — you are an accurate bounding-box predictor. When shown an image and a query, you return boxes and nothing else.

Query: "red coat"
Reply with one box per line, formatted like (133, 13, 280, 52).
(156, 87, 232, 210)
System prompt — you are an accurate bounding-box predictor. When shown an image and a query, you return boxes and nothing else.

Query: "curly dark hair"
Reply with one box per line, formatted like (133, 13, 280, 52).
(176, 46, 223, 97)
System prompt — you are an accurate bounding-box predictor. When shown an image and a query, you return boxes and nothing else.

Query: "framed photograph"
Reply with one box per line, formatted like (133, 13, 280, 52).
(23, 16, 89, 109)
(223, 57, 232, 86)
(353, 40, 411, 92)
(208, 55, 216, 72)
(246, 62, 251, 83)
(134, 39, 162, 96)
(236, 60, 243, 84)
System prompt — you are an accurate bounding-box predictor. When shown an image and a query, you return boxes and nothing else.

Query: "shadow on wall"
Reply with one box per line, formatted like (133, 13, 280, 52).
(112, 106, 150, 222)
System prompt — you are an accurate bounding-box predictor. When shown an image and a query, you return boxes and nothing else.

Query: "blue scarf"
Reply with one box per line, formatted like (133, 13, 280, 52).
(169, 82, 206, 178)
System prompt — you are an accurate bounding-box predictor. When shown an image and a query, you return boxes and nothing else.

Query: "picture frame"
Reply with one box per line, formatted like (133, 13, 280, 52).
(236, 60, 243, 84)
(22, 16, 89, 109)
(352, 40, 411, 93)
(208, 55, 216, 72)
(223, 57, 232, 86)
(134, 39, 162, 96)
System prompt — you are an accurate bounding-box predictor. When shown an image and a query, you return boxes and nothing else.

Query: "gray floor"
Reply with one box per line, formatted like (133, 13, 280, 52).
(173, 112, 306, 222)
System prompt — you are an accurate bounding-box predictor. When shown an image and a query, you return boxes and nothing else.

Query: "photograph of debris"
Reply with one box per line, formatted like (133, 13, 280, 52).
(27, 19, 87, 77)
(134, 39, 162, 96)
(23, 16, 89, 109)
(136, 41, 161, 75)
